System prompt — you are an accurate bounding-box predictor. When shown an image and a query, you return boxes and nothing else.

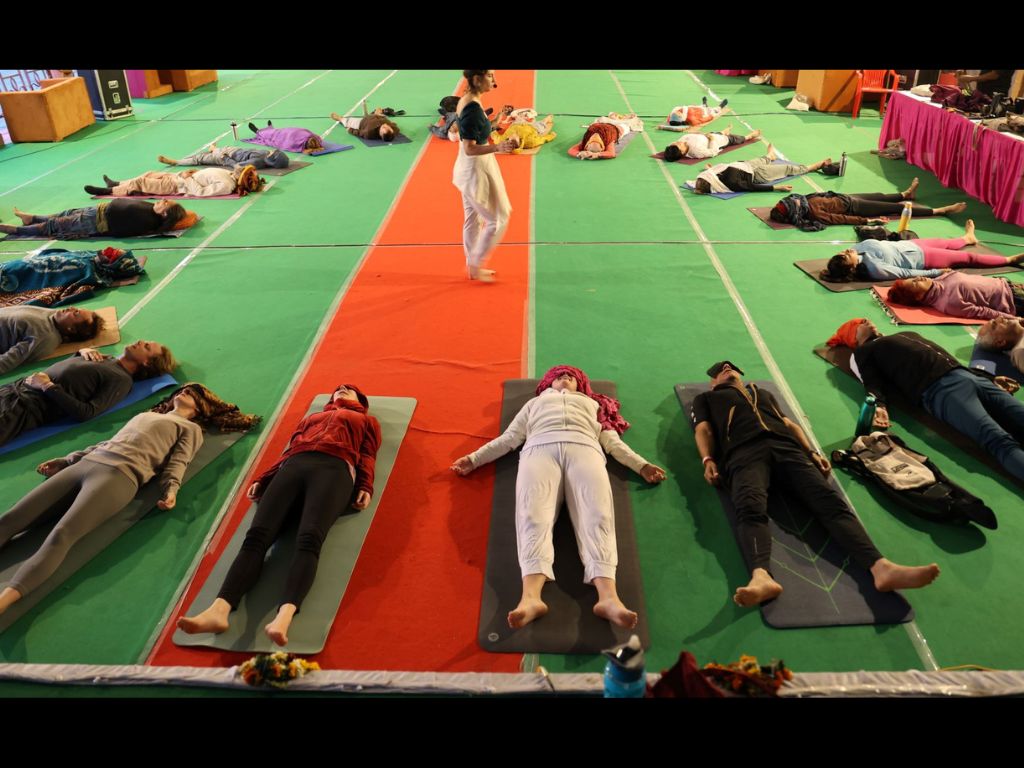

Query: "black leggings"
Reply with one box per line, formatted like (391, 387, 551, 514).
(846, 192, 934, 218)
(724, 437, 882, 573)
(218, 452, 355, 611)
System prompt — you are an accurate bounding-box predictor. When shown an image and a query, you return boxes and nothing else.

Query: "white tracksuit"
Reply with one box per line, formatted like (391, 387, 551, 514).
(468, 388, 649, 583)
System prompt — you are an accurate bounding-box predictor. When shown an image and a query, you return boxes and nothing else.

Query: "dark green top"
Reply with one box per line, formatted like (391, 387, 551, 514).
(456, 101, 490, 145)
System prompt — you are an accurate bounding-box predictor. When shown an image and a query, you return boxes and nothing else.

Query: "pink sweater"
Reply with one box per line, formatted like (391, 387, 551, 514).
(925, 272, 1016, 320)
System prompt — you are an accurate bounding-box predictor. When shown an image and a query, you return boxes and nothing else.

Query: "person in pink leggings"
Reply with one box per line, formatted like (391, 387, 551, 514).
(820, 220, 1023, 283)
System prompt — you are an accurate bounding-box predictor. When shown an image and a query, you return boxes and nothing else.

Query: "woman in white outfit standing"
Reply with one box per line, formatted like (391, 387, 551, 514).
(453, 69, 518, 282)
(451, 365, 667, 630)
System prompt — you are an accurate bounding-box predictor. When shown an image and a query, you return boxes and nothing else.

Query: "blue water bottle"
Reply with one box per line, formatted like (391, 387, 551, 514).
(602, 634, 646, 698)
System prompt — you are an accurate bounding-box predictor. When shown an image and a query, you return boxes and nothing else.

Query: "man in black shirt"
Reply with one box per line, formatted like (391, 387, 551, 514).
(0, 340, 176, 446)
(0, 200, 186, 239)
(690, 360, 939, 607)
(830, 318, 1024, 484)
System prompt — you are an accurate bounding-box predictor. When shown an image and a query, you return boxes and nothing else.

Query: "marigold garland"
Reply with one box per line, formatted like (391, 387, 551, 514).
(238, 652, 320, 688)
(703, 654, 793, 697)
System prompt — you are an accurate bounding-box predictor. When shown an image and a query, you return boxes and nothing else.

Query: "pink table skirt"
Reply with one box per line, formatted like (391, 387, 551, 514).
(880, 91, 1024, 227)
(714, 70, 758, 76)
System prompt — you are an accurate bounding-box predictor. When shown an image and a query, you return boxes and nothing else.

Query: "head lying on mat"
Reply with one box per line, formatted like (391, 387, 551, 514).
(827, 317, 1024, 482)
(820, 221, 1022, 283)
(450, 365, 666, 632)
(575, 113, 641, 160)
(0, 383, 258, 619)
(178, 382, 381, 648)
(0, 339, 178, 448)
(689, 360, 940, 608)
(1, 200, 187, 239)
(978, 317, 1024, 377)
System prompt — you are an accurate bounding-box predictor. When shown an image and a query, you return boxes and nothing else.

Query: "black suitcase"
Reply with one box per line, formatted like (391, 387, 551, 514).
(79, 69, 133, 120)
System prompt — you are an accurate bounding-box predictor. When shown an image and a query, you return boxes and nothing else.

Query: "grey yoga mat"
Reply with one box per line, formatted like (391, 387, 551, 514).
(477, 380, 650, 655)
(676, 382, 914, 628)
(814, 344, 1024, 487)
(0, 427, 248, 632)
(794, 245, 1012, 293)
(172, 394, 415, 654)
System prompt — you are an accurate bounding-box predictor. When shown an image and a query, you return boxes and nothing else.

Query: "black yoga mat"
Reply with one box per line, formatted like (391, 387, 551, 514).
(477, 379, 649, 654)
(676, 381, 914, 628)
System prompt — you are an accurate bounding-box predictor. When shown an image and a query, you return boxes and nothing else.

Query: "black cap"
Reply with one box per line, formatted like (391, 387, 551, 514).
(706, 361, 744, 378)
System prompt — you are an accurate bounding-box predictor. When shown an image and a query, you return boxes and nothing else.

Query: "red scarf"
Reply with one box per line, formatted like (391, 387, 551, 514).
(535, 365, 630, 434)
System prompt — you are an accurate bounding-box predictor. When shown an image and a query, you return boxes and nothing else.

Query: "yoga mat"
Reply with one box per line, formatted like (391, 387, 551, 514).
(356, 133, 412, 148)
(749, 206, 794, 230)
(675, 382, 914, 629)
(683, 161, 805, 200)
(970, 340, 1022, 380)
(91, 193, 241, 201)
(1, 220, 201, 241)
(0, 428, 247, 633)
(42, 306, 120, 361)
(652, 138, 754, 165)
(794, 248, 1012, 293)
(814, 344, 1024, 484)
(0, 374, 177, 457)
(172, 394, 416, 655)
(872, 285, 985, 326)
(478, 379, 650, 654)
(259, 161, 311, 177)
(567, 131, 639, 160)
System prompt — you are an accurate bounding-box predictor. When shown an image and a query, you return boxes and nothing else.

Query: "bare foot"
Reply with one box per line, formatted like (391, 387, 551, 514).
(940, 201, 968, 216)
(746, 128, 761, 142)
(0, 586, 23, 617)
(13, 208, 33, 225)
(765, 143, 778, 161)
(963, 218, 979, 245)
(721, 124, 733, 135)
(157, 155, 177, 165)
(177, 599, 230, 634)
(468, 266, 496, 282)
(264, 604, 297, 646)
(902, 177, 920, 200)
(733, 569, 783, 607)
(1006, 252, 1024, 265)
(593, 597, 638, 629)
(330, 112, 344, 123)
(871, 558, 940, 592)
(508, 597, 548, 629)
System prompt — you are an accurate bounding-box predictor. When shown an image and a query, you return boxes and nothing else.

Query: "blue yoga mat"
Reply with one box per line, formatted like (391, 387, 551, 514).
(969, 339, 1021, 381)
(0, 374, 178, 456)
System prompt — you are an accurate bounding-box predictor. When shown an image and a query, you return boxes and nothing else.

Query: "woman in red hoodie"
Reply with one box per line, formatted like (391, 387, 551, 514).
(179, 384, 381, 646)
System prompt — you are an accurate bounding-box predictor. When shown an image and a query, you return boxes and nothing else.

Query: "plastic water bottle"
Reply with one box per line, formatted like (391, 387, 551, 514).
(855, 395, 878, 436)
(602, 634, 646, 698)
(897, 201, 913, 233)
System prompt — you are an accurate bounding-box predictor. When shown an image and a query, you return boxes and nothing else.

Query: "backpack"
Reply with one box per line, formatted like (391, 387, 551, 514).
(832, 432, 997, 529)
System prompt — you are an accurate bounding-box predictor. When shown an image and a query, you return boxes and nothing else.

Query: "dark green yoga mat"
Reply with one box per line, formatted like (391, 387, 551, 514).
(0, 428, 247, 633)
(172, 395, 415, 655)
(477, 380, 650, 654)
(676, 381, 914, 628)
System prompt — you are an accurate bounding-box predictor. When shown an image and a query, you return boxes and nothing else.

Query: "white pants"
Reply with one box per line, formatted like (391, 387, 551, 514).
(341, 117, 363, 131)
(515, 442, 617, 584)
(462, 194, 509, 268)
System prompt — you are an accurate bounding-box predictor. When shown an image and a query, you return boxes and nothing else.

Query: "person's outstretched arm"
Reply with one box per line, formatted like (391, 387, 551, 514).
(157, 427, 204, 510)
(599, 430, 665, 483)
(451, 400, 532, 474)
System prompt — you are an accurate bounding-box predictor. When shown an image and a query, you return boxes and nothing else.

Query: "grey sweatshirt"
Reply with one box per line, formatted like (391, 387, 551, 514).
(0, 306, 63, 375)
(66, 411, 203, 495)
